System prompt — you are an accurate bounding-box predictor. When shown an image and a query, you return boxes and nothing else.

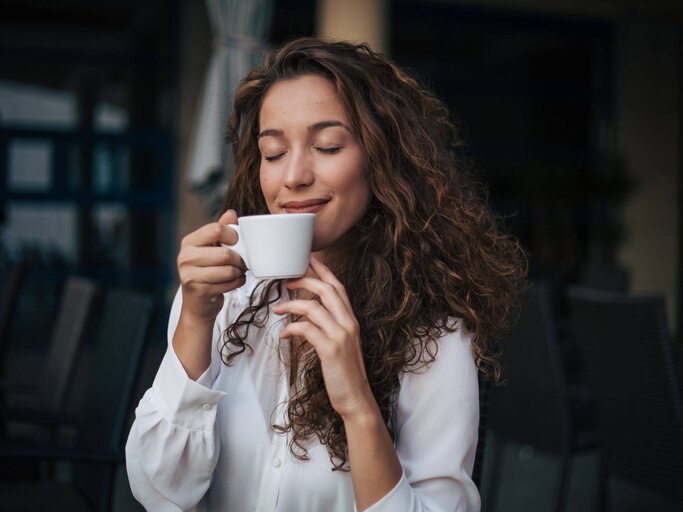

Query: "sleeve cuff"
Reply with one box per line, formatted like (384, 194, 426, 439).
(359, 473, 416, 512)
(150, 347, 226, 431)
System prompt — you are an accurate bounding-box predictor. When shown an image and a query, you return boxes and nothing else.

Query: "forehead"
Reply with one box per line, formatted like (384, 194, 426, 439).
(259, 74, 350, 127)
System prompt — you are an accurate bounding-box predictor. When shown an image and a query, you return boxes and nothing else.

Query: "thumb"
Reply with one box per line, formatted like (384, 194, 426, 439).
(218, 209, 238, 226)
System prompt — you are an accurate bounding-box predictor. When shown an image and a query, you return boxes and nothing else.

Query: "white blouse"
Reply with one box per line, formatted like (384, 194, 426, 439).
(125, 274, 481, 512)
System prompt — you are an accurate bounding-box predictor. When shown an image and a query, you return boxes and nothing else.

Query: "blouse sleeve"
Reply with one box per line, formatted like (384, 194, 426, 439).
(125, 287, 227, 512)
(365, 323, 481, 512)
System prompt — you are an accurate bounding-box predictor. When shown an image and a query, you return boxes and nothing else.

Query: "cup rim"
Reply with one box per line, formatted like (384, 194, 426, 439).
(238, 213, 316, 220)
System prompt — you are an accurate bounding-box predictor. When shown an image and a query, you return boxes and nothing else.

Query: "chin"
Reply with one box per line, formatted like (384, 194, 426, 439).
(311, 228, 343, 253)
(311, 238, 331, 253)
(311, 228, 357, 256)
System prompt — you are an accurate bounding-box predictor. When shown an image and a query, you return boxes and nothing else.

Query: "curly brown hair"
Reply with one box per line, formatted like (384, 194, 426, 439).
(220, 37, 527, 470)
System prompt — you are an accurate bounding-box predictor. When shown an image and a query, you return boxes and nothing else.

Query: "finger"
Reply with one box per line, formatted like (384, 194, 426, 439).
(218, 209, 238, 226)
(273, 300, 346, 340)
(182, 222, 239, 248)
(217, 210, 239, 248)
(279, 320, 325, 348)
(178, 245, 246, 269)
(309, 255, 353, 311)
(183, 265, 245, 285)
(200, 276, 247, 296)
(284, 277, 351, 327)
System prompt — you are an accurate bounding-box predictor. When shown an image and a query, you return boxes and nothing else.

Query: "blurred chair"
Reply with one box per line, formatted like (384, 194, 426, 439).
(0, 277, 99, 419)
(0, 288, 154, 512)
(0, 261, 28, 372)
(568, 287, 683, 509)
(485, 282, 598, 512)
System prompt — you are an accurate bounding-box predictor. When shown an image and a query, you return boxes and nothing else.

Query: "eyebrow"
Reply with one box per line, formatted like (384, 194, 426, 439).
(257, 120, 352, 139)
(309, 120, 352, 133)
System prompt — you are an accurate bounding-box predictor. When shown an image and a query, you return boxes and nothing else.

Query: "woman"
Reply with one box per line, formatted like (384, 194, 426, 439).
(126, 38, 525, 512)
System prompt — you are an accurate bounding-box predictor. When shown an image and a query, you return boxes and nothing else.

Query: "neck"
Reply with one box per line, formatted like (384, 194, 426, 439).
(313, 227, 359, 278)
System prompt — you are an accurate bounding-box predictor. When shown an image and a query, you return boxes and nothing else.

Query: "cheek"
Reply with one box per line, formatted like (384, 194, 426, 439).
(356, 185, 372, 219)
(259, 168, 276, 203)
(333, 153, 366, 192)
(344, 167, 371, 208)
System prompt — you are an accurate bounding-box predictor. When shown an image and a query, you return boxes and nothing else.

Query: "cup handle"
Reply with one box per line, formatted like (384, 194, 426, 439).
(223, 224, 249, 269)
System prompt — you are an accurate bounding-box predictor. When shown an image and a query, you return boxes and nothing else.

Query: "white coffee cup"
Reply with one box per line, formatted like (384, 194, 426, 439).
(225, 213, 315, 279)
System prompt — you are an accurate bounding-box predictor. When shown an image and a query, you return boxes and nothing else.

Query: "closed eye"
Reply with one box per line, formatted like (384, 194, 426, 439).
(316, 146, 342, 154)
(264, 152, 286, 162)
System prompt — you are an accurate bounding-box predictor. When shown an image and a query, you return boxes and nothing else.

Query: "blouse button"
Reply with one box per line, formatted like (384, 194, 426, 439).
(202, 403, 214, 410)
(272, 458, 282, 468)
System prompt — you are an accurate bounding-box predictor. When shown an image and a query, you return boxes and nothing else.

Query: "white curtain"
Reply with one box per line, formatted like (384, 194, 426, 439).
(187, 0, 273, 213)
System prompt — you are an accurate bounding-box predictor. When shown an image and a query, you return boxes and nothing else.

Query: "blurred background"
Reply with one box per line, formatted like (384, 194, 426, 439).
(0, 0, 681, 511)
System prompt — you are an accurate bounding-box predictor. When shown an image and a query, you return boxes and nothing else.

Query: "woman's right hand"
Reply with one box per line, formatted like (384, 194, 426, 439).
(174, 209, 246, 379)
(177, 209, 247, 326)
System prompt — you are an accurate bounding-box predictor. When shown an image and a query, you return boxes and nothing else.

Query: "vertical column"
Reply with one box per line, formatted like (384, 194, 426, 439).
(76, 76, 95, 268)
(177, 0, 212, 275)
(129, 32, 161, 288)
(616, 21, 681, 333)
(316, 0, 389, 54)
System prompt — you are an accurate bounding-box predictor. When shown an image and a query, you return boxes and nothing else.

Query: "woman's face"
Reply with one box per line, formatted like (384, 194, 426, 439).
(257, 74, 371, 253)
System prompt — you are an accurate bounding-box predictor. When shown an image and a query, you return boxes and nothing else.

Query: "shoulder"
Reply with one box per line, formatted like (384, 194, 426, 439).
(406, 319, 476, 376)
(397, 319, 478, 413)
(393, 319, 480, 458)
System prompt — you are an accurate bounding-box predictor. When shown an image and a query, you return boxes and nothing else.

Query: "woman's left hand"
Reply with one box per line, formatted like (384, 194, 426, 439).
(272, 255, 377, 422)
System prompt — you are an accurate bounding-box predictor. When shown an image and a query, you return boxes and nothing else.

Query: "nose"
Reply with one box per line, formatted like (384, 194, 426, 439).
(283, 148, 314, 189)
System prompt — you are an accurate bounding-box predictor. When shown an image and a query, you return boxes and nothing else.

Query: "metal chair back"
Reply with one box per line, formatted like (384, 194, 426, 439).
(38, 277, 99, 413)
(73, 288, 154, 511)
(488, 282, 571, 451)
(0, 262, 27, 367)
(568, 287, 683, 503)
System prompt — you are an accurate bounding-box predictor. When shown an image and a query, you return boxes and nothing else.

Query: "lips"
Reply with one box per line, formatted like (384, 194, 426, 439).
(282, 198, 331, 214)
